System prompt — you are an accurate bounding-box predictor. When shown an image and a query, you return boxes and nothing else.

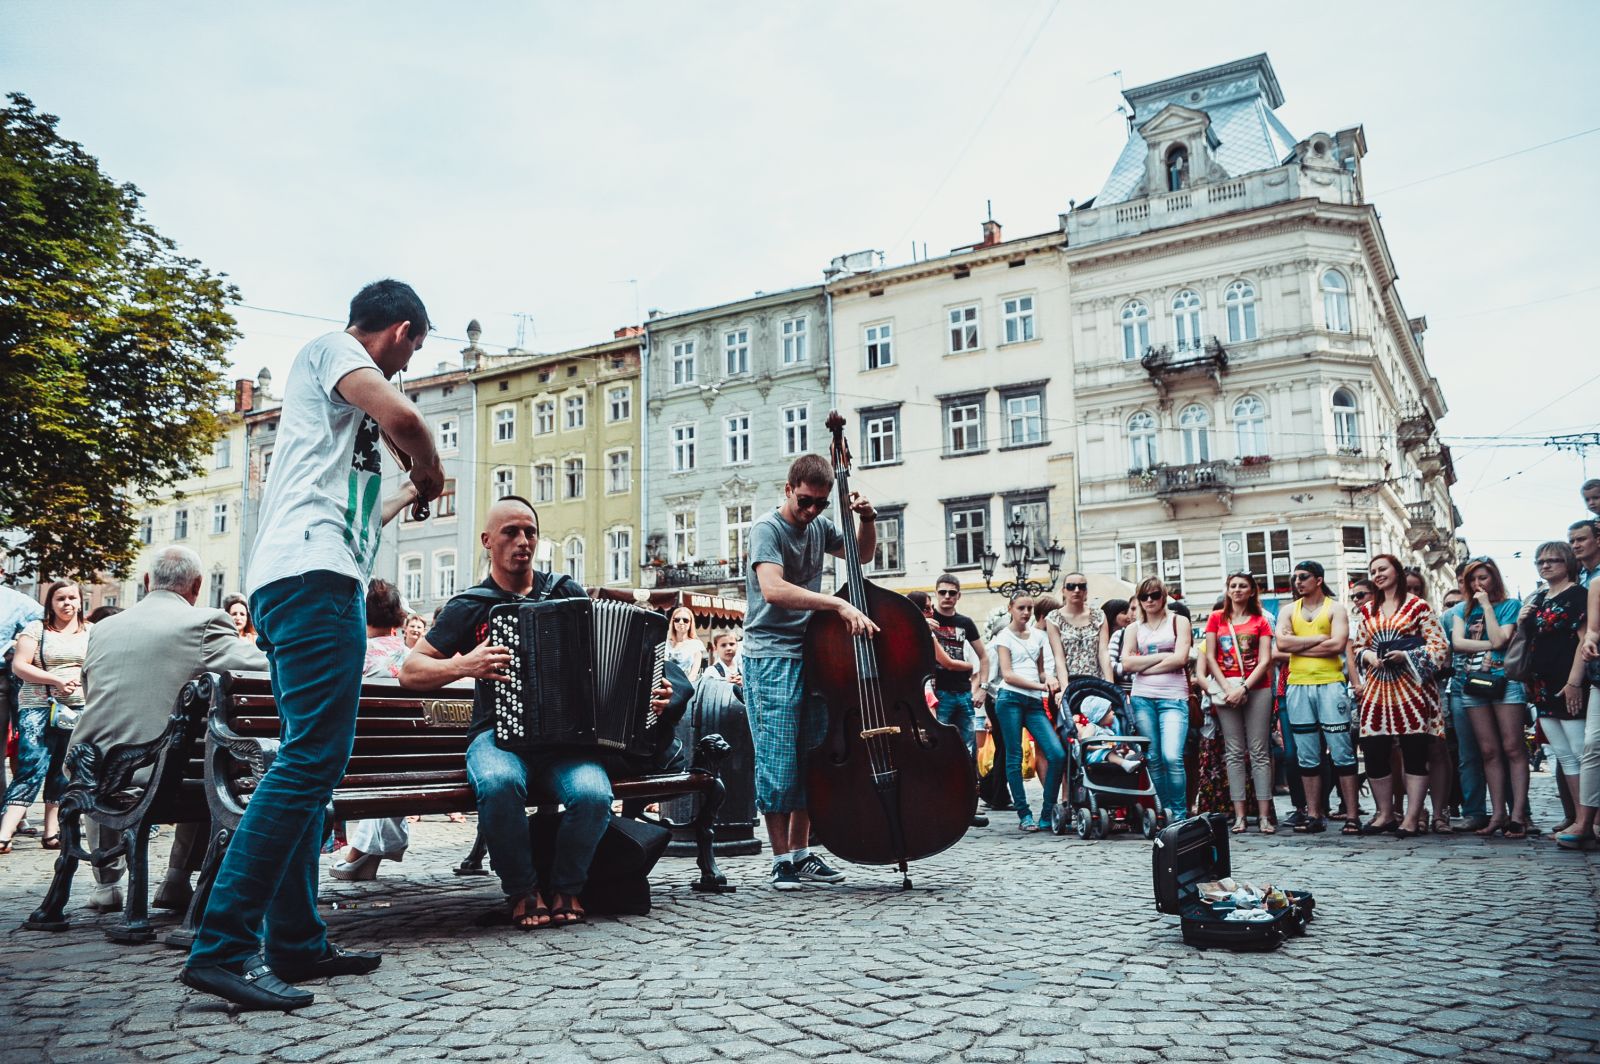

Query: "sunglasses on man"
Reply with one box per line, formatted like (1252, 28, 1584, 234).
(1062, 582, 1087, 592)
(793, 492, 831, 512)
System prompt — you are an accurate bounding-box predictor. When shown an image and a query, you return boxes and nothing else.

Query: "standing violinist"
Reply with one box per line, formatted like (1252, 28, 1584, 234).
(744, 454, 879, 891)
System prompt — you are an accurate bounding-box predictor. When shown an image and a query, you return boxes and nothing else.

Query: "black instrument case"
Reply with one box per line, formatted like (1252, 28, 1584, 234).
(1151, 813, 1315, 951)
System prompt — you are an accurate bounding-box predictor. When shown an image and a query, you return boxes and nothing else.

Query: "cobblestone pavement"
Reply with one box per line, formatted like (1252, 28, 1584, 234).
(3, 778, 1599, 1064)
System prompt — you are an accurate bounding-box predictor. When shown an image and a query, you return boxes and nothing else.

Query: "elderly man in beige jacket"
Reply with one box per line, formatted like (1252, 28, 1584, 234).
(73, 546, 266, 912)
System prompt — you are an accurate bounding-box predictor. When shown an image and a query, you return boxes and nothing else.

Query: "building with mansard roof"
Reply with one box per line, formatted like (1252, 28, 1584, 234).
(1063, 54, 1461, 611)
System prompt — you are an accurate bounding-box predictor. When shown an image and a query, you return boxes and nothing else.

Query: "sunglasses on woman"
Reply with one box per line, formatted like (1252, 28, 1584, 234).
(1062, 582, 1087, 592)
(1138, 591, 1164, 601)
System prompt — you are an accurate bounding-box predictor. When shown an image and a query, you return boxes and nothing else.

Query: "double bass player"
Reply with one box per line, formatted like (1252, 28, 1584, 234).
(744, 454, 878, 890)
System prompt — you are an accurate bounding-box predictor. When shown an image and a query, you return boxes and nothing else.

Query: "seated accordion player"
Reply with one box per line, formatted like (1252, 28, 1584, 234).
(484, 597, 669, 760)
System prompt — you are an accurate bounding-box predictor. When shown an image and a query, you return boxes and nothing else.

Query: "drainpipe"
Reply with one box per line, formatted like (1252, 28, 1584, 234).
(640, 320, 652, 586)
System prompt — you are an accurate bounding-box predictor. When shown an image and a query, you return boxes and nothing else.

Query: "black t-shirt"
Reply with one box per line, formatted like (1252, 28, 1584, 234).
(930, 610, 981, 693)
(425, 571, 587, 739)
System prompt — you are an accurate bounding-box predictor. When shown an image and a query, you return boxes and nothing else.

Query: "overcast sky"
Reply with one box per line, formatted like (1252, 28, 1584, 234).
(8, 1, 1599, 593)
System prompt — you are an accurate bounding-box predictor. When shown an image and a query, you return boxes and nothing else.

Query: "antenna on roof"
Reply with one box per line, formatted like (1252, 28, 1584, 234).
(986, 199, 993, 222)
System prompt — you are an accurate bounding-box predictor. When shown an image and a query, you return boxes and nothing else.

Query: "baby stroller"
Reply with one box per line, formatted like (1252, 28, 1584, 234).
(1051, 677, 1159, 840)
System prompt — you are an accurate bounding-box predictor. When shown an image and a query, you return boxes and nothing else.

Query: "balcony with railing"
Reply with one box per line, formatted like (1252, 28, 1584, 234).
(1141, 337, 1227, 405)
(1405, 501, 1439, 550)
(1396, 405, 1435, 451)
(1063, 164, 1361, 248)
(641, 558, 746, 590)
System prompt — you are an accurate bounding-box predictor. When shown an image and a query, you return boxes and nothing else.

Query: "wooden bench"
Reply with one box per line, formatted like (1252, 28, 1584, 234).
(26, 670, 732, 944)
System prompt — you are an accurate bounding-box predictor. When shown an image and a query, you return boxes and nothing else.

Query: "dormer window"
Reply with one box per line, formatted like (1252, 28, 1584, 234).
(1165, 145, 1189, 191)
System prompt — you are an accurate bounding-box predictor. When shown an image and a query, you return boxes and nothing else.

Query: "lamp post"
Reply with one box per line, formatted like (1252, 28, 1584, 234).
(980, 515, 1066, 597)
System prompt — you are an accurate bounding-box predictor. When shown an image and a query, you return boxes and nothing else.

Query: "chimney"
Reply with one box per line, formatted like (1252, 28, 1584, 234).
(613, 325, 644, 339)
(234, 378, 255, 413)
(980, 218, 1002, 247)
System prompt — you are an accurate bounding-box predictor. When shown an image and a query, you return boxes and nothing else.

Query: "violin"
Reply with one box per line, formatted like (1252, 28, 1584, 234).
(803, 412, 975, 888)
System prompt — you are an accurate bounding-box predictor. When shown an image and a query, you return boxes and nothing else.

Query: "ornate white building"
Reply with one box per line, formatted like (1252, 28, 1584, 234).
(828, 221, 1074, 617)
(1064, 54, 1459, 611)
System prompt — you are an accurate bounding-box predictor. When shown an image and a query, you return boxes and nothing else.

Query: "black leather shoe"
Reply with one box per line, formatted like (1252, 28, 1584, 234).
(274, 943, 383, 983)
(180, 960, 314, 1012)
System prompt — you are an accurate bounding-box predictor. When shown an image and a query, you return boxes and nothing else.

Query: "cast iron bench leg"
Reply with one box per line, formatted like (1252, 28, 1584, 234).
(454, 829, 490, 876)
(164, 824, 229, 950)
(23, 809, 83, 932)
(690, 734, 734, 894)
(106, 822, 155, 944)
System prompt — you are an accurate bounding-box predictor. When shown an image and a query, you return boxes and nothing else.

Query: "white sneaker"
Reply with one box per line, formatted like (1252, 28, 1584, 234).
(86, 884, 124, 912)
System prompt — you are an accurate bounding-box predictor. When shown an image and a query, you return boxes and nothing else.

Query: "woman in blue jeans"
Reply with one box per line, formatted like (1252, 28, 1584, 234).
(1118, 578, 1194, 823)
(992, 593, 1064, 831)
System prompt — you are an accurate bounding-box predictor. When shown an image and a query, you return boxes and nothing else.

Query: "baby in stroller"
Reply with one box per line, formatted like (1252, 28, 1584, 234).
(1077, 696, 1145, 774)
(1053, 677, 1160, 839)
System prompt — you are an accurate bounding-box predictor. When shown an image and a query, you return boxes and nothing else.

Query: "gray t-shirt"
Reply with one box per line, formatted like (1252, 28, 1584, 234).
(741, 507, 844, 658)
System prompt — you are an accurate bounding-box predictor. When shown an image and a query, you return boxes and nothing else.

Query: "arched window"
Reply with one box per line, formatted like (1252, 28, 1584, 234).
(1322, 269, 1351, 333)
(1233, 395, 1268, 457)
(1120, 300, 1149, 361)
(1171, 288, 1203, 352)
(1224, 280, 1257, 342)
(1332, 388, 1360, 451)
(1178, 404, 1211, 465)
(1165, 145, 1189, 192)
(564, 536, 585, 584)
(1128, 411, 1159, 471)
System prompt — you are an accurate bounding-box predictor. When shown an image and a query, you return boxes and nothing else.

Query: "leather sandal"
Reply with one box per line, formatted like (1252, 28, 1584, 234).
(40, 835, 61, 850)
(1502, 821, 1527, 840)
(0, 837, 13, 855)
(1231, 818, 1247, 834)
(1432, 815, 1453, 834)
(509, 893, 550, 930)
(549, 894, 586, 926)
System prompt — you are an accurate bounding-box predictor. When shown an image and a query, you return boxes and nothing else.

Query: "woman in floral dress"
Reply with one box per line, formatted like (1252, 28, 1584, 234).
(1353, 554, 1450, 837)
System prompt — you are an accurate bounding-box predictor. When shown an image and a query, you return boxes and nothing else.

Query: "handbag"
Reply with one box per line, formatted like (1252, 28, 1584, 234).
(35, 627, 79, 732)
(1499, 592, 1540, 683)
(1461, 670, 1508, 700)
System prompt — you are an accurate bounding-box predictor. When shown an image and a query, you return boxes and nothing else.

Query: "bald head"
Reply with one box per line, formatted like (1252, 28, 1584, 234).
(482, 495, 540, 590)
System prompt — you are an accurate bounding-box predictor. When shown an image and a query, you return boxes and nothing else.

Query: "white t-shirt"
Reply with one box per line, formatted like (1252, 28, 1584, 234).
(992, 626, 1049, 696)
(247, 332, 387, 594)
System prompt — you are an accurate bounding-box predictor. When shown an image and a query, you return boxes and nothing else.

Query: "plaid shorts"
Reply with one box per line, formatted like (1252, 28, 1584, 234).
(743, 655, 827, 814)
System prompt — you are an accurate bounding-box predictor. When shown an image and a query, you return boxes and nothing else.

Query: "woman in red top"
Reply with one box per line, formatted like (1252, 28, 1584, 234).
(1203, 572, 1277, 834)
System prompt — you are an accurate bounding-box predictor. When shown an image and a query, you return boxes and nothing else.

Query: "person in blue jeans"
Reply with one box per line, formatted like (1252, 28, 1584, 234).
(1439, 586, 1489, 829)
(184, 280, 443, 1012)
(1119, 579, 1194, 823)
(991, 593, 1064, 831)
(403, 497, 676, 925)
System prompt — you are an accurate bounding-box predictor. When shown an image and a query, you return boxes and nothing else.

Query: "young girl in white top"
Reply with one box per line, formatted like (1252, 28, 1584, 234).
(992, 593, 1065, 832)
(665, 605, 706, 683)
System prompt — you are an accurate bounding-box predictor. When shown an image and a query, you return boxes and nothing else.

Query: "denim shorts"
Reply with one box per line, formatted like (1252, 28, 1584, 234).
(1461, 679, 1526, 709)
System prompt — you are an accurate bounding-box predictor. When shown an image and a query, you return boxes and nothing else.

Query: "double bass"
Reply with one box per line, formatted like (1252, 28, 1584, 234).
(803, 412, 976, 888)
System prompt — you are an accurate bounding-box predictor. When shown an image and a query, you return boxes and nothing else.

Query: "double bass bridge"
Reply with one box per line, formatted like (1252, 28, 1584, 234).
(859, 726, 902, 739)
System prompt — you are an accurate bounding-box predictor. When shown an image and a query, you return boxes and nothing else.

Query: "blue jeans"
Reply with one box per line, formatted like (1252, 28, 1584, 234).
(2, 705, 69, 809)
(1131, 696, 1190, 819)
(188, 571, 365, 972)
(993, 689, 1065, 821)
(466, 730, 612, 897)
(934, 690, 976, 757)
(1449, 690, 1487, 818)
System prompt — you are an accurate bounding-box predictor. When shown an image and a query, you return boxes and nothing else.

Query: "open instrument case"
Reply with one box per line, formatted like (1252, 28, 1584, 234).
(1151, 813, 1316, 951)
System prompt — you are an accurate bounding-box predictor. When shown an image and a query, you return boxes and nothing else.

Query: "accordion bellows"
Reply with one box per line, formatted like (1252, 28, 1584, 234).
(488, 598, 667, 759)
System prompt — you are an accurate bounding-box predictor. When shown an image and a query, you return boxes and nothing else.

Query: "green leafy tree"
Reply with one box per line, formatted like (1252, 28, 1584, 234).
(0, 93, 240, 580)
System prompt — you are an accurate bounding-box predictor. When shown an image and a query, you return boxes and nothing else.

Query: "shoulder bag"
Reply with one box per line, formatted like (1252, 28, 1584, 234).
(1499, 593, 1540, 683)
(37, 627, 79, 732)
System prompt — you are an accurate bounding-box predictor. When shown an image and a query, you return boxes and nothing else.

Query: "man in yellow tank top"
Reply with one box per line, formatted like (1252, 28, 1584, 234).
(1274, 560, 1360, 834)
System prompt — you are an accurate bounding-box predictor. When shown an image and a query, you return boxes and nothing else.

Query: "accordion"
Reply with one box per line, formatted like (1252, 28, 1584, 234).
(487, 597, 668, 759)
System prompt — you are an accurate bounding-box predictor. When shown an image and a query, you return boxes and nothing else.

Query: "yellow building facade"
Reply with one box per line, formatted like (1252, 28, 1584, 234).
(472, 330, 643, 589)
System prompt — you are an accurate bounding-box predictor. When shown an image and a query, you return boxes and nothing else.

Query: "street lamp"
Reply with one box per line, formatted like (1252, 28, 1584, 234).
(981, 515, 1066, 597)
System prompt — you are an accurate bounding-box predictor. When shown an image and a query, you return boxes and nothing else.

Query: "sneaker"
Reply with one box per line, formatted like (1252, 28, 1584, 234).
(1018, 815, 1039, 833)
(971, 813, 990, 828)
(1280, 809, 1307, 830)
(794, 853, 846, 883)
(770, 860, 803, 891)
(1122, 757, 1143, 773)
